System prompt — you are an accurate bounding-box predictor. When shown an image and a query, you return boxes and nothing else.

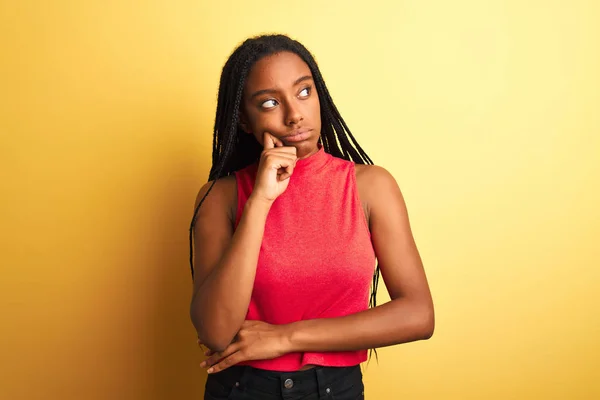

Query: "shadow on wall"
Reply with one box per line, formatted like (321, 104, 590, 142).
(145, 128, 211, 399)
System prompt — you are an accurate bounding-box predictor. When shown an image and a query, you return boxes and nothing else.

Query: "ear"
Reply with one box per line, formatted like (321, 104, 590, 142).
(238, 109, 252, 134)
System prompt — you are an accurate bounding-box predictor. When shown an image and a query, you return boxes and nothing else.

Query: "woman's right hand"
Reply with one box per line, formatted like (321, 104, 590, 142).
(250, 132, 298, 204)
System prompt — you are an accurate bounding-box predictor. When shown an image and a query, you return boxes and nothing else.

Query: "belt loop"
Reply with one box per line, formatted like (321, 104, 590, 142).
(237, 366, 250, 389)
(315, 367, 332, 398)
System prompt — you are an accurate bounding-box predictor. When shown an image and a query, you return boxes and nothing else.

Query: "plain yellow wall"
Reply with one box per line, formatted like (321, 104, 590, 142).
(2, 1, 599, 399)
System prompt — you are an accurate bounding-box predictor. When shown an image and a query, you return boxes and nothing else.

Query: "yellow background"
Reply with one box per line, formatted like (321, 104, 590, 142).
(2, 1, 599, 399)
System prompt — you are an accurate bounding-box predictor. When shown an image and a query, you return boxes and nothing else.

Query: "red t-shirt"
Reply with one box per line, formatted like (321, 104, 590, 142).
(234, 145, 376, 371)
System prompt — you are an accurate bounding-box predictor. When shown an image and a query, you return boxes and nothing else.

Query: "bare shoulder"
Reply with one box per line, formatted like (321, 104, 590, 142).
(354, 164, 402, 225)
(192, 175, 237, 290)
(194, 175, 237, 224)
(355, 164, 400, 200)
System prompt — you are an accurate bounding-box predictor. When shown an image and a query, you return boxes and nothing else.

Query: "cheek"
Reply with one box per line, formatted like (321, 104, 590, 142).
(309, 97, 321, 124)
(247, 109, 283, 132)
(246, 112, 282, 144)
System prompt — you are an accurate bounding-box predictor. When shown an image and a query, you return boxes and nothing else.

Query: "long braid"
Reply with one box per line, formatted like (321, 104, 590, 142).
(190, 34, 382, 361)
(190, 50, 254, 279)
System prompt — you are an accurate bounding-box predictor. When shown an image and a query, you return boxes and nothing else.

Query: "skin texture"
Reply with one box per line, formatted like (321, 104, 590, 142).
(191, 51, 434, 374)
(239, 51, 322, 159)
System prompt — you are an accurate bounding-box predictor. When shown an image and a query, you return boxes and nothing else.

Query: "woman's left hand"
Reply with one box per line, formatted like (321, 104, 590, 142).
(199, 320, 291, 374)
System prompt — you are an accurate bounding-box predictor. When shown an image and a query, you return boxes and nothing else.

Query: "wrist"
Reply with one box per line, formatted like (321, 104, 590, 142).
(280, 322, 300, 353)
(244, 196, 273, 221)
(246, 194, 273, 212)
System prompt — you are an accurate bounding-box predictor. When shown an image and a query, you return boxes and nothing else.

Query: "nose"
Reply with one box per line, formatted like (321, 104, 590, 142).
(285, 102, 303, 126)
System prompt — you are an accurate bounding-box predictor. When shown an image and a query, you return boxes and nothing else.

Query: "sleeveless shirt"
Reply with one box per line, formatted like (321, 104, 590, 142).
(234, 145, 376, 371)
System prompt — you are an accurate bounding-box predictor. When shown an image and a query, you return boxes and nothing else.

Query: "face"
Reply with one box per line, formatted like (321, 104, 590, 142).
(240, 51, 321, 157)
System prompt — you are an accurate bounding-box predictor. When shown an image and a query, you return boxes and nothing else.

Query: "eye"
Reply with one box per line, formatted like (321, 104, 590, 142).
(261, 99, 278, 109)
(299, 86, 311, 98)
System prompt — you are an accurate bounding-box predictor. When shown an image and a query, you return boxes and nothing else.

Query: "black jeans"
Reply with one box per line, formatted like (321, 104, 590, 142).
(204, 365, 364, 400)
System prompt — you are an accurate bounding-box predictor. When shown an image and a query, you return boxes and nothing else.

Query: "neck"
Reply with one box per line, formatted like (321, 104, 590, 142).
(292, 143, 328, 175)
(297, 147, 320, 160)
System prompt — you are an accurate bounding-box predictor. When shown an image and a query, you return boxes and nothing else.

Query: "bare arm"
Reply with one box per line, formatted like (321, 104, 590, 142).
(190, 179, 272, 352)
(190, 133, 297, 351)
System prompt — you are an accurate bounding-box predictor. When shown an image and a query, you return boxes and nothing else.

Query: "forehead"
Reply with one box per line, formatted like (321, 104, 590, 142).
(245, 51, 312, 91)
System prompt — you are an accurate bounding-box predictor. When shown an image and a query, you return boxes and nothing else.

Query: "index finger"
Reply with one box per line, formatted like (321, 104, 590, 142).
(263, 132, 284, 149)
(263, 132, 274, 150)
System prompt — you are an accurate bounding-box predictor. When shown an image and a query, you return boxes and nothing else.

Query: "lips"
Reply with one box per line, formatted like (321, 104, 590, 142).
(283, 128, 312, 143)
(285, 128, 311, 138)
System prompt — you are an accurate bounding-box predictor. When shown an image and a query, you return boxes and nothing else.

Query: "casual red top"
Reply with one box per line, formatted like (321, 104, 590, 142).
(234, 145, 376, 371)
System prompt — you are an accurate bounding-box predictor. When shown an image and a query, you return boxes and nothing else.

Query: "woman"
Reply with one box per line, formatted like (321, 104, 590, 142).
(189, 34, 434, 400)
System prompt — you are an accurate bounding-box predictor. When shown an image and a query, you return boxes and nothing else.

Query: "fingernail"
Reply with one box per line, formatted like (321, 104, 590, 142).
(207, 368, 214, 374)
(200, 362, 205, 368)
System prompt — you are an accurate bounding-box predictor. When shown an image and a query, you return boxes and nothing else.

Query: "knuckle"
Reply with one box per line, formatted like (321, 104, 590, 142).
(263, 153, 276, 163)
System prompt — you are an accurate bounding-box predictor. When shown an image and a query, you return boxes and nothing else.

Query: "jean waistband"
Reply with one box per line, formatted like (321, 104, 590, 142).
(210, 365, 362, 397)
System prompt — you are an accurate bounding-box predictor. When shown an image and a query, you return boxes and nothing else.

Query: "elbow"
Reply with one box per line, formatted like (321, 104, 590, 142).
(190, 302, 237, 352)
(402, 298, 434, 341)
(193, 320, 235, 352)
(197, 332, 231, 353)
(420, 318, 435, 340)
(418, 303, 435, 340)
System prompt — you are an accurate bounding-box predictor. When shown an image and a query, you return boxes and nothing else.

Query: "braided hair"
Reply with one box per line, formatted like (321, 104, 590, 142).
(189, 34, 381, 360)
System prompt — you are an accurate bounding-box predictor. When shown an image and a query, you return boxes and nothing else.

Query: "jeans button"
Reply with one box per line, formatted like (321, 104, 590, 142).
(284, 378, 294, 389)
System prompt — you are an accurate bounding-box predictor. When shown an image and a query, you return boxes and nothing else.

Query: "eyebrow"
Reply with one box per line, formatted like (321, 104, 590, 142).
(249, 75, 314, 99)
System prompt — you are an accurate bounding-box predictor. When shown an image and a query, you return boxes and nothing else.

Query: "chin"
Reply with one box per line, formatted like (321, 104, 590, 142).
(293, 139, 320, 155)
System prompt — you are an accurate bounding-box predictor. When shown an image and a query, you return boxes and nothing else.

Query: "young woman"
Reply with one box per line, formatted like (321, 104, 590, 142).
(189, 34, 434, 400)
